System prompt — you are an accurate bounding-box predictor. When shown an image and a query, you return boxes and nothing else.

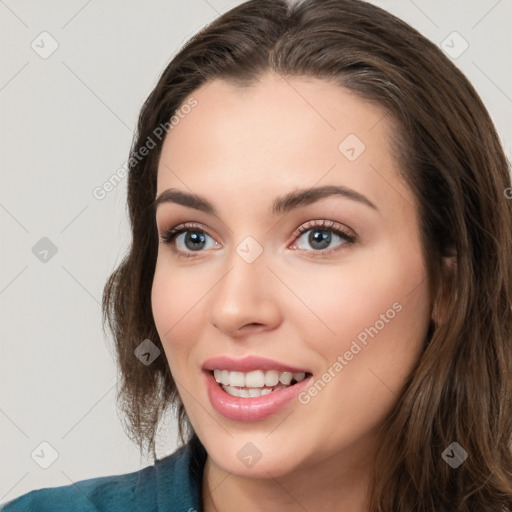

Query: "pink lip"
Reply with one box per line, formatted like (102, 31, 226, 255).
(202, 355, 309, 373)
(204, 371, 313, 422)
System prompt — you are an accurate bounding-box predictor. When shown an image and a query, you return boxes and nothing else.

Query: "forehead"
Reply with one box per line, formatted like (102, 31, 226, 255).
(157, 73, 413, 214)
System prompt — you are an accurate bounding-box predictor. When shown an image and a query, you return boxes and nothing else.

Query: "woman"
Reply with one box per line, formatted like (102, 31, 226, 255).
(2, 0, 511, 510)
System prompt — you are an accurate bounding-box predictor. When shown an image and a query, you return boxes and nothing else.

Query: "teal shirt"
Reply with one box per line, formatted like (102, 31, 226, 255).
(0, 434, 207, 512)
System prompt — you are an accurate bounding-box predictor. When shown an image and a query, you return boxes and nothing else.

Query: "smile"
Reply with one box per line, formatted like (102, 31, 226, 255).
(212, 369, 308, 398)
(204, 371, 313, 421)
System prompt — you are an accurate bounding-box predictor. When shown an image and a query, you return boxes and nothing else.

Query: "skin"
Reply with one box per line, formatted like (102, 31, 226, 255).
(151, 73, 432, 512)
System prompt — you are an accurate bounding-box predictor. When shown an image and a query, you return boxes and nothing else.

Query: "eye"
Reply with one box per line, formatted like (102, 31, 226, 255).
(158, 222, 219, 259)
(158, 219, 356, 259)
(289, 220, 356, 255)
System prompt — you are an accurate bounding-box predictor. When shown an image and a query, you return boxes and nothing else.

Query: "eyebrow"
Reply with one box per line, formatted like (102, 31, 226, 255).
(152, 185, 378, 215)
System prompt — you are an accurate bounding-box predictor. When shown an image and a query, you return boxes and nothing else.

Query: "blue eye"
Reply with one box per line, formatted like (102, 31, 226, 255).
(291, 220, 356, 255)
(159, 219, 356, 259)
(159, 223, 218, 257)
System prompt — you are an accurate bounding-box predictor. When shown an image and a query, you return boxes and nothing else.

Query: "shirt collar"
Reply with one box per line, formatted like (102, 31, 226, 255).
(156, 433, 207, 512)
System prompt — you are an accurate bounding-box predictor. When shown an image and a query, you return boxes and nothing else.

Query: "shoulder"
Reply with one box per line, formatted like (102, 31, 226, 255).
(0, 461, 158, 512)
(0, 435, 206, 512)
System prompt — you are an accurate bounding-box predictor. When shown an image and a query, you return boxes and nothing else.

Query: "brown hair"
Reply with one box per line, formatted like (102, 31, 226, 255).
(102, 0, 512, 509)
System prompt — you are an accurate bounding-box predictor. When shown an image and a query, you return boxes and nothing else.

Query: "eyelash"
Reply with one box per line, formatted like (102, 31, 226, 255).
(158, 220, 356, 259)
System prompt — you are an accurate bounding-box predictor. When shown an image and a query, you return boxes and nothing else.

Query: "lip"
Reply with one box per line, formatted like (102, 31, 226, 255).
(202, 355, 310, 373)
(204, 370, 313, 422)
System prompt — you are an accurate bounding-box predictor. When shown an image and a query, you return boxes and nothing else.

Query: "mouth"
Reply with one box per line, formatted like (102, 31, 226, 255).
(202, 355, 313, 420)
(209, 369, 313, 398)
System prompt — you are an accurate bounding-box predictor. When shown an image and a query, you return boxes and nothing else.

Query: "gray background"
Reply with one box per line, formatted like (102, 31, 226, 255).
(1, 0, 511, 503)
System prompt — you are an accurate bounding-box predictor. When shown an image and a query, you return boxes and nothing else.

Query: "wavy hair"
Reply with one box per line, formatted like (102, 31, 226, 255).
(102, 0, 512, 509)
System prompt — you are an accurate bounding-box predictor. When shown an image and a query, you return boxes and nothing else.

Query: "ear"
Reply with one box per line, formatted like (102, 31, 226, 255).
(431, 251, 457, 326)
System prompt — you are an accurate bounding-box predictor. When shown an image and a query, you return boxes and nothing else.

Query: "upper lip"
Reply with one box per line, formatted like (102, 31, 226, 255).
(202, 355, 310, 374)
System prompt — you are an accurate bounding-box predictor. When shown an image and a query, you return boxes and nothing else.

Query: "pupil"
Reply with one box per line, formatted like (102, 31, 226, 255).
(309, 230, 330, 249)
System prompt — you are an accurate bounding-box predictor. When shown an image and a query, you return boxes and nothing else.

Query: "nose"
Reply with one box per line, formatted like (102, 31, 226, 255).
(206, 247, 282, 337)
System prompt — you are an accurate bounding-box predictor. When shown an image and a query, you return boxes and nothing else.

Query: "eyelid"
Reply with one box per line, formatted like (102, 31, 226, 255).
(290, 219, 355, 241)
(158, 221, 216, 246)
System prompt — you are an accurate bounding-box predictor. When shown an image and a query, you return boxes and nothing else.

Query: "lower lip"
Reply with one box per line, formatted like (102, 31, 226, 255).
(204, 371, 312, 422)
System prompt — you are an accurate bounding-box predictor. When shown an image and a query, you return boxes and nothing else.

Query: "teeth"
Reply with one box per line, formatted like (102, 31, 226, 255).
(293, 372, 306, 383)
(279, 372, 293, 385)
(228, 371, 245, 387)
(223, 383, 287, 398)
(246, 370, 265, 387)
(248, 388, 262, 397)
(212, 369, 308, 388)
(264, 370, 280, 386)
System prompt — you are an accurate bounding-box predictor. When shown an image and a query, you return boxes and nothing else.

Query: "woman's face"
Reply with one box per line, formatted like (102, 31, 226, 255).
(152, 73, 431, 478)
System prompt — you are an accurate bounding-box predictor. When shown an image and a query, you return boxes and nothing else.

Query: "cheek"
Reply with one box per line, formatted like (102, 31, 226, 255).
(150, 260, 205, 368)
(299, 249, 429, 405)
(292, 261, 429, 446)
(290, 252, 430, 432)
(285, 251, 428, 354)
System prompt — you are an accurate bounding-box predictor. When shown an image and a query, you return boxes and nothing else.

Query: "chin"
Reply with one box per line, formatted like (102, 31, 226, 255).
(196, 426, 310, 478)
